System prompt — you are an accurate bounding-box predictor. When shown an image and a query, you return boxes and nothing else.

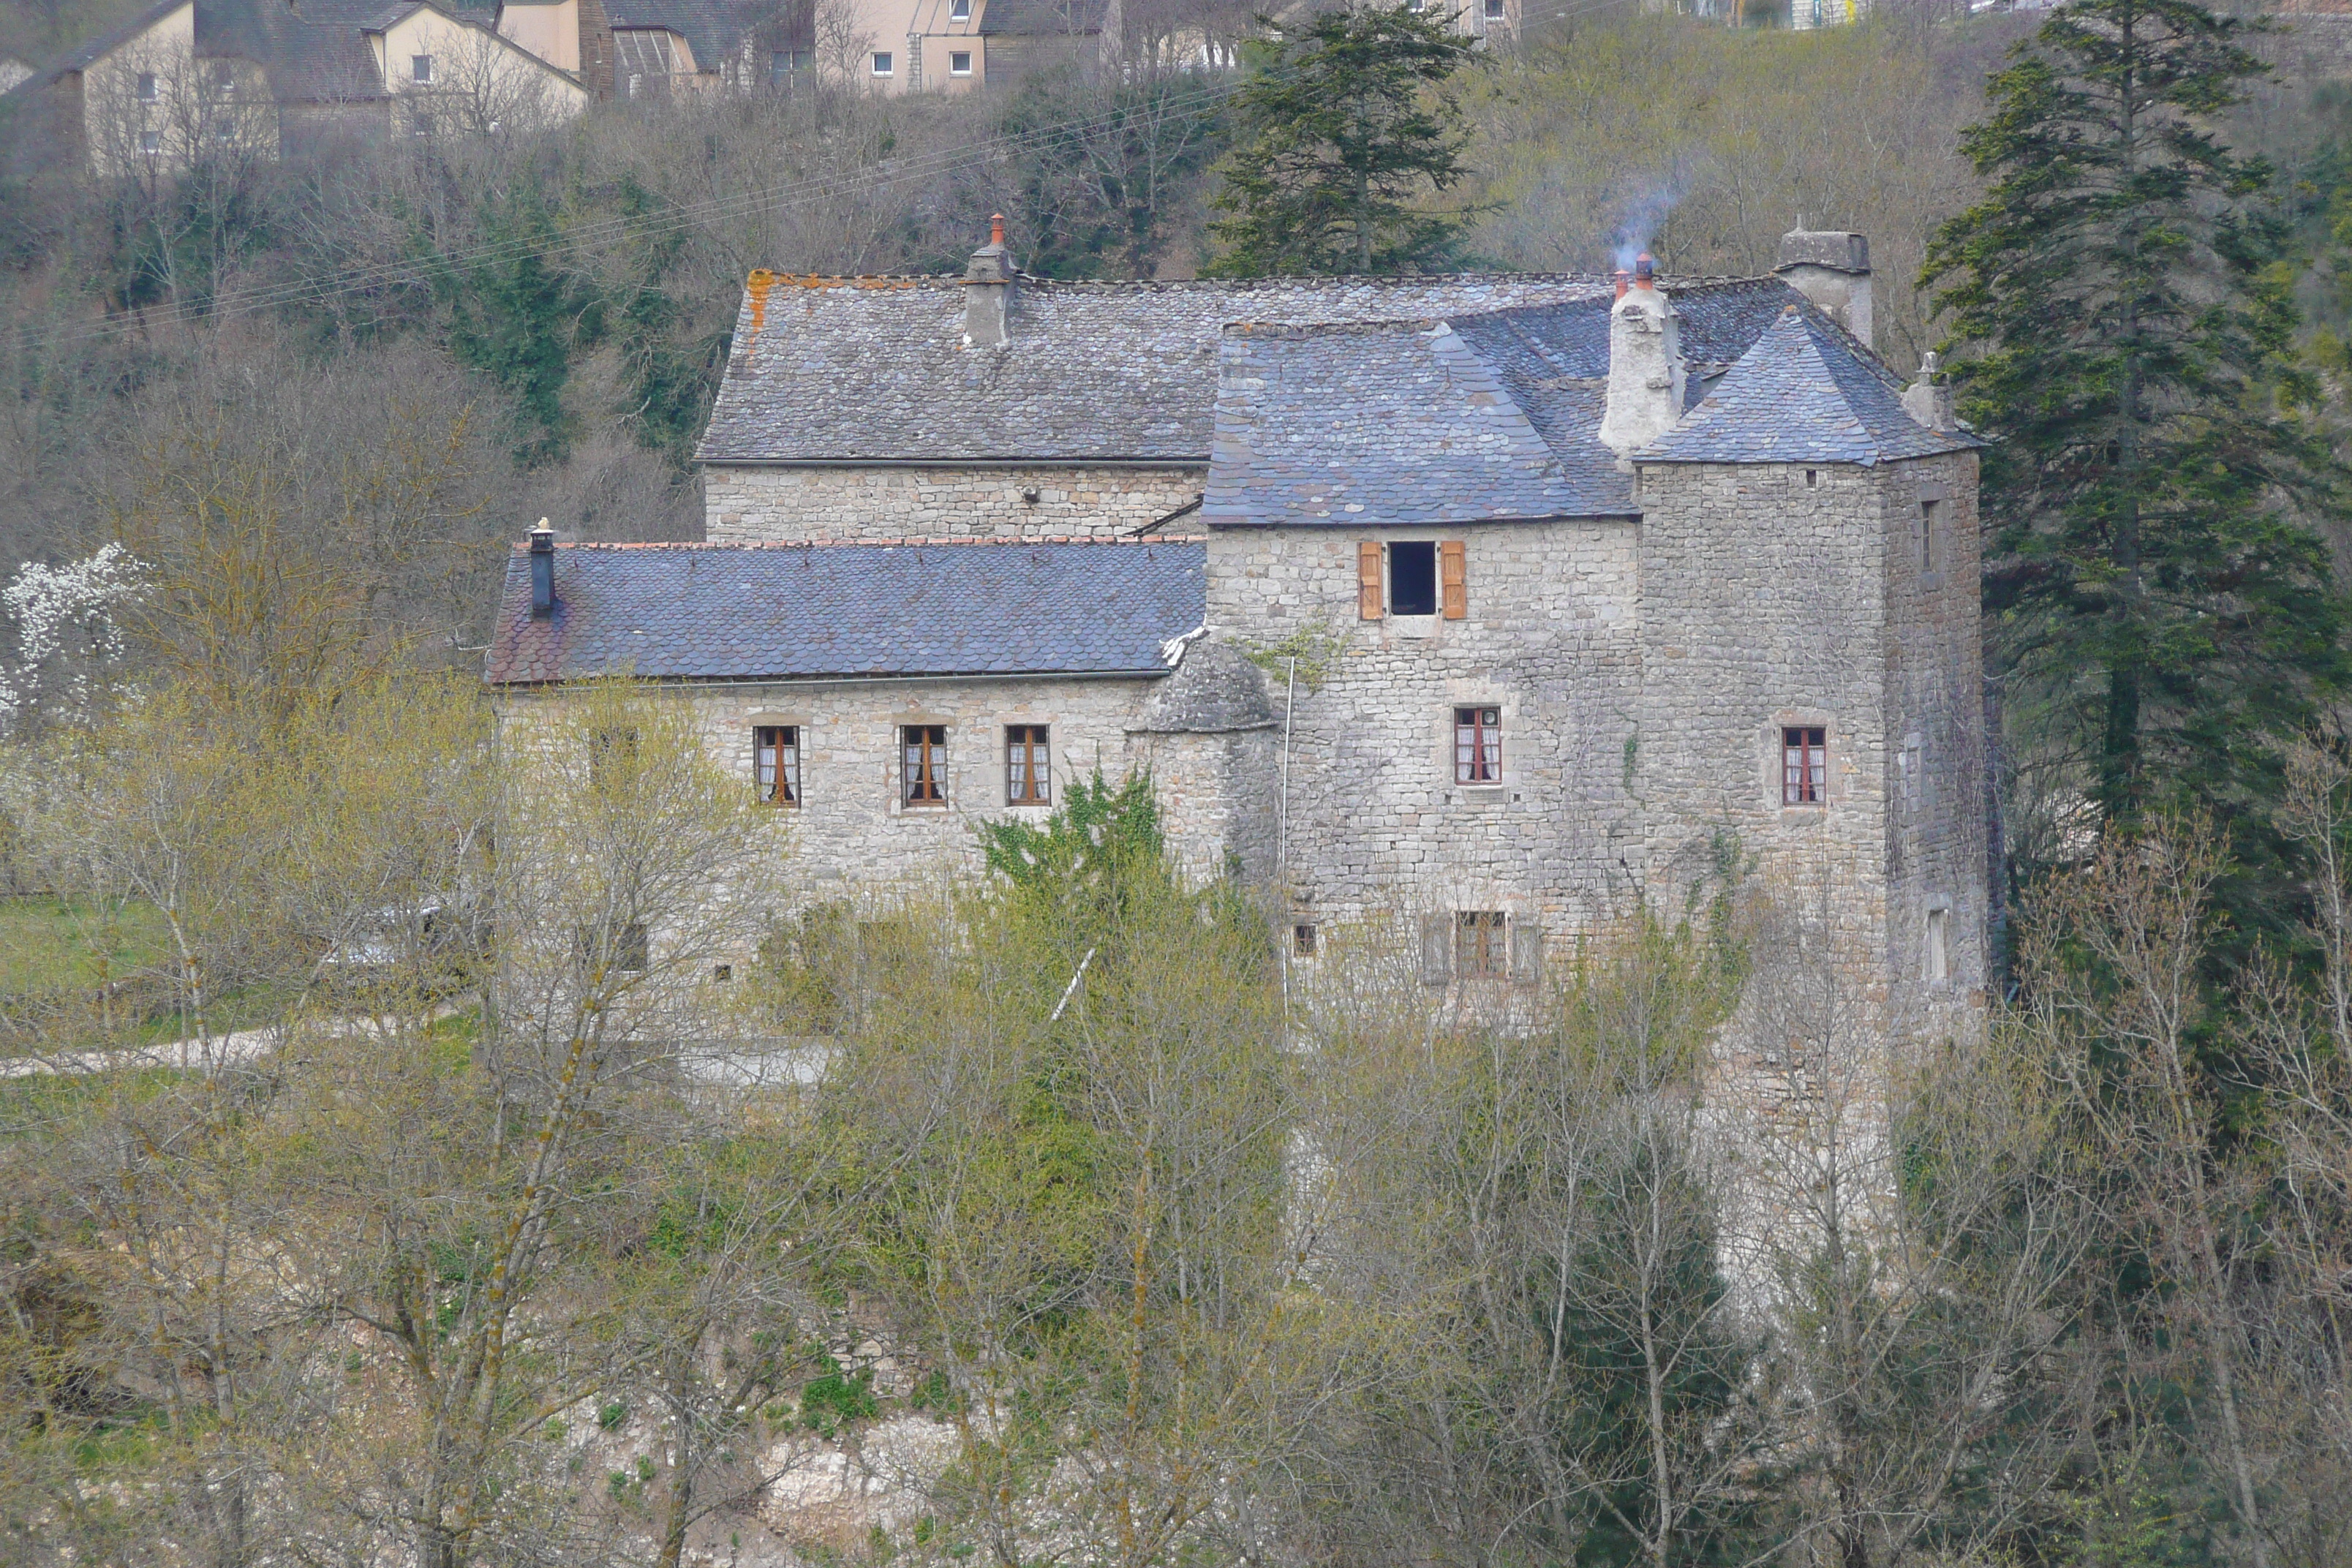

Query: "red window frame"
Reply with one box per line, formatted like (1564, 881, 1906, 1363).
(903, 725, 947, 806)
(1006, 724, 1050, 804)
(1455, 706, 1501, 784)
(755, 725, 799, 807)
(1783, 725, 1827, 805)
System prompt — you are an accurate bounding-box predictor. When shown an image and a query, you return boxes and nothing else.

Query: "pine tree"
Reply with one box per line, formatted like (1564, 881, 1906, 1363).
(1204, 4, 1480, 277)
(1923, 0, 2348, 927)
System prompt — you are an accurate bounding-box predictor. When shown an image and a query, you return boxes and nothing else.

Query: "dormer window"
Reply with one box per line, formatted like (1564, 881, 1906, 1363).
(951, 0, 971, 18)
(412, 53, 433, 83)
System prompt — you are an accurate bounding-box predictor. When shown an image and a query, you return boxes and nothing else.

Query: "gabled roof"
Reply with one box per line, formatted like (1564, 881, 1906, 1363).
(1637, 305, 1981, 467)
(484, 538, 1207, 685)
(4, 0, 188, 95)
(1205, 317, 1629, 528)
(696, 274, 1611, 466)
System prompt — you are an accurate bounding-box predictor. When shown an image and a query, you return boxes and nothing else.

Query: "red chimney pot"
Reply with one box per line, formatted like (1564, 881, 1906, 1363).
(1635, 252, 1656, 287)
(1613, 268, 1630, 301)
(991, 213, 1006, 246)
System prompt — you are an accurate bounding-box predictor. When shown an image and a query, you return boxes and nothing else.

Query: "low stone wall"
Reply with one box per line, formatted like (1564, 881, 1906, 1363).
(705, 464, 1205, 543)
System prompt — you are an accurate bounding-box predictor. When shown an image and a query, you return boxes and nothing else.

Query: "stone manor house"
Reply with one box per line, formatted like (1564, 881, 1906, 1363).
(484, 225, 1988, 1035)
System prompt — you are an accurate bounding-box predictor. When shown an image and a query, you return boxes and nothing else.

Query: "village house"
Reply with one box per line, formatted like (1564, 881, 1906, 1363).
(483, 224, 1984, 1035)
(0, 0, 588, 170)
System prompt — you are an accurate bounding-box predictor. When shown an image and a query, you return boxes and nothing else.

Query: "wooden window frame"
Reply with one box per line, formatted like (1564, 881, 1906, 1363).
(1440, 539, 1468, 619)
(755, 724, 800, 807)
(1455, 706, 1501, 785)
(1455, 911, 1507, 980)
(1357, 540, 1383, 620)
(1006, 724, 1050, 805)
(902, 725, 947, 807)
(1782, 725, 1827, 807)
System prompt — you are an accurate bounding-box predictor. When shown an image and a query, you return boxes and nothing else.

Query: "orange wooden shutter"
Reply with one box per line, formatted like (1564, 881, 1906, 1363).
(1357, 541, 1383, 620)
(1440, 540, 1467, 619)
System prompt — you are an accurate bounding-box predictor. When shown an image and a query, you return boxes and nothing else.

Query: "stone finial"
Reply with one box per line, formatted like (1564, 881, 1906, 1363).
(1902, 350, 1955, 432)
(1774, 227, 1873, 350)
(965, 215, 1018, 348)
(1598, 260, 1684, 458)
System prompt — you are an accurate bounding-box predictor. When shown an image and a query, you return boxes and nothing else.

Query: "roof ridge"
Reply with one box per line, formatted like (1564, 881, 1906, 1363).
(516, 535, 1209, 551)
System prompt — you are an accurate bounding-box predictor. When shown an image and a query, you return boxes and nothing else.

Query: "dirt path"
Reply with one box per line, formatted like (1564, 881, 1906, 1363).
(0, 1024, 291, 1079)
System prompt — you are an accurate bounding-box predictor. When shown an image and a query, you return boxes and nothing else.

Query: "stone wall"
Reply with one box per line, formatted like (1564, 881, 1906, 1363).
(1632, 457, 1986, 1033)
(704, 465, 1205, 543)
(1202, 518, 1644, 943)
(497, 674, 1257, 916)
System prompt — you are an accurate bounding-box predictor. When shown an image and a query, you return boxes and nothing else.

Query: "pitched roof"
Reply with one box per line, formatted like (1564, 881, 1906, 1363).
(977, 0, 1104, 34)
(1637, 305, 1982, 466)
(483, 538, 1207, 685)
(1205, 318, 1629, 528)
(604, 0, 744, 72)
(5, 0, 187, 94)
(696, 274, 1611, 466)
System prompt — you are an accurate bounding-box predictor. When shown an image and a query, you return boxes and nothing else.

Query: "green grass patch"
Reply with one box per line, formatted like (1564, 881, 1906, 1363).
(0, 899, 172, 997)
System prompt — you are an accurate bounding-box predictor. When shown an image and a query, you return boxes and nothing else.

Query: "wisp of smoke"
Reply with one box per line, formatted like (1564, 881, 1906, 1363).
(1610, 172, 1689, 272)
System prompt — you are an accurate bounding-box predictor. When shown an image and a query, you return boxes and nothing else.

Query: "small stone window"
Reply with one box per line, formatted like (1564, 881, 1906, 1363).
(1006, 724, 1049, 804)
(1293, 923, 1318, 957)
(1920, 498, 1942, 573)
(1389, 541, 1437, 616)
(949, 50, 973, 74)
(590, 726, 640, 791)
(1926, 906, 1950, 984)
(871, 50, 894, 75)
(579, 921, 649, 974)
(135, 71, 158, 102)
(412, 53, 433, 83)
(1455, 706, 1501, 784)
(902, 725, 947, 806)
(755, 725, 800, 806)
(1783, 725, 1826, 806)
(1455, 911, 1507, 979)
(1803, 468, 1819, 488)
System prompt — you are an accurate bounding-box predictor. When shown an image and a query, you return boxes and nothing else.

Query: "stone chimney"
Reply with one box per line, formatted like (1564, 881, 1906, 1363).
(1774, 228, 1872, 348)
(1903, 350, 1956, 431)
(529, 519, 555, 619)
(965, 214, 1017, 349)
(1598, 254, 1685, 458)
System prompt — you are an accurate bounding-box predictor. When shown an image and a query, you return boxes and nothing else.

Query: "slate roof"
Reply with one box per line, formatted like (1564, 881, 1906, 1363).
(483, 539, 1207, 685)
(1205, 318, 1627, 528)
(605, 0, 744, 73)
(978, 0, 1105, 34)
(4, 0, 186, 94)
(1638, 305, 1982, 467)
(696, 274, 1613, 465)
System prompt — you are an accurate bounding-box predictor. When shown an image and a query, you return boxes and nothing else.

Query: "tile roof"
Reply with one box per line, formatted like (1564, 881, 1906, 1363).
(1637, 305, 1983, 466)
(696, 274, 1613, 465)
(1205, 318, 1626, 528)
(484, 539, 1207, 685)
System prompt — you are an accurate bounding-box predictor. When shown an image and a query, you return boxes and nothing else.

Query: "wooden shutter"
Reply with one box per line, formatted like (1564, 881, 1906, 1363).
(1358, 541, 1384, 620)
(1440, 539, 1467, 619)
(1510, 921, 1545, 985)
(1419, 915, 1452, 987)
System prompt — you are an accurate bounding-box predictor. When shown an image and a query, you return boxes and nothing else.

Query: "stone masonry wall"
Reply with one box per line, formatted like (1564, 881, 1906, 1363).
(705, 466, 1205, 543)
(1881, 451, 1989, 1040)
(1635, 461, 1895, 968)
(1202, 519, 1643, 942)
(498, 674, 1254, 919)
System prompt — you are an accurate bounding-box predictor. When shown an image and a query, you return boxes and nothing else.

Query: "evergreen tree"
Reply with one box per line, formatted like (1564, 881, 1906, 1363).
(1923, 0, 2348, 930)
(1205, 4, 1480, 276)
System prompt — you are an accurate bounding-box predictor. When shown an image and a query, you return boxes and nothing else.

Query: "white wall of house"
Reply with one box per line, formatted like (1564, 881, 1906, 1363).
(374, 7, 587, 132)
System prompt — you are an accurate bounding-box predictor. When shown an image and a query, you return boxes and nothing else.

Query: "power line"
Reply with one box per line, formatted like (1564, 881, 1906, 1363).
(20, 0, 1643, 354)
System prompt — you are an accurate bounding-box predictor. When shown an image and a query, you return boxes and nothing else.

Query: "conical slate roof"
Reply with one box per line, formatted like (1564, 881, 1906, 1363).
(1637, 304, 1980, 467)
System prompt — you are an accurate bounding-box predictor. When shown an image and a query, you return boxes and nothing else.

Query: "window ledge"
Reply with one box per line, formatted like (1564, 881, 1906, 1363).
(1390, 614, 1439, 640)
(1453, 785, 1509, 806)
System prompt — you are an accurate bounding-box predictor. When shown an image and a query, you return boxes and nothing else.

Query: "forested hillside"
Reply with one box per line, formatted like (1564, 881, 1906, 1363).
(13, 0, 2352, 1564)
